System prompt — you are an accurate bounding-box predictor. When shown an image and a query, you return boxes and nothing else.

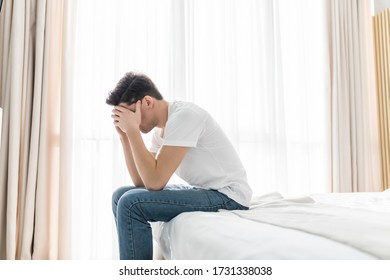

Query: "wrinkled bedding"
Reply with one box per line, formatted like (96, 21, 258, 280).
(152, 190, 390, 259)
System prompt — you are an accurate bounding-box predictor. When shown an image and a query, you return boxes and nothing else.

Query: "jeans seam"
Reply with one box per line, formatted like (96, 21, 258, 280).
(126, 204, 135, 259)
(127, 200, 226, 212)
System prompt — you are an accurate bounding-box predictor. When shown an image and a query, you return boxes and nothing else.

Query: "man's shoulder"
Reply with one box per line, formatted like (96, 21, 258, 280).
(169, 101, 208, 120)
(165, 101, 211, 134)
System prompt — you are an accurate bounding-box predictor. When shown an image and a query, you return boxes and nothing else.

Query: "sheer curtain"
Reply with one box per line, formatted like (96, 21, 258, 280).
(73, 0, 330, 259)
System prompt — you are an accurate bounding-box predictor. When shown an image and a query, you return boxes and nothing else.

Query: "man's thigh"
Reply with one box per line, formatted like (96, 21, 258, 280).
(118, 187, 228, 222)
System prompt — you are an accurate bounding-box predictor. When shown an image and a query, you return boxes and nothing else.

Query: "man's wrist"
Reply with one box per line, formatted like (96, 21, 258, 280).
(126, 128, 140, 140)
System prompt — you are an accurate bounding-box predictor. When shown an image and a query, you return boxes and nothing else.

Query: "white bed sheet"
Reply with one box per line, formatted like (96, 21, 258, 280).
(152, 190, 390, 260)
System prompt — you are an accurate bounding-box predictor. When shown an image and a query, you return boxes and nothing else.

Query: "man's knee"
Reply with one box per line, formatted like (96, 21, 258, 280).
(116, 190, 150, 220)
(112, 186, 136, 214)
(112, 186, 128, 203)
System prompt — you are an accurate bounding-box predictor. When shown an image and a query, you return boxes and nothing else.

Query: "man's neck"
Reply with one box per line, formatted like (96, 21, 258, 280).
(155, 100, 169, 129)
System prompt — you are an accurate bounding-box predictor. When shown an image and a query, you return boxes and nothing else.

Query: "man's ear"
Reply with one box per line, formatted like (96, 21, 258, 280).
(143, 96, 154, 108)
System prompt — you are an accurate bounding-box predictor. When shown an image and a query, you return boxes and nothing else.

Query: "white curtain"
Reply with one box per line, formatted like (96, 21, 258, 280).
(73, 0, 330, 259)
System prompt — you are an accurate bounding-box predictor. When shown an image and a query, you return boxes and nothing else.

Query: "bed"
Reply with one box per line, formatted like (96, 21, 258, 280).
(152, 190, 390, 260)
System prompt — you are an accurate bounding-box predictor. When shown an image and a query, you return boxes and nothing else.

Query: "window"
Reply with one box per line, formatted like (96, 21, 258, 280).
(73, 0, 329, 259)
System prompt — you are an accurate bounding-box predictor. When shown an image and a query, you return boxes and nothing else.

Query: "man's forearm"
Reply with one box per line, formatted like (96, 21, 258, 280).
(126, 131, 162, 190)
(119, 136, 144, 186)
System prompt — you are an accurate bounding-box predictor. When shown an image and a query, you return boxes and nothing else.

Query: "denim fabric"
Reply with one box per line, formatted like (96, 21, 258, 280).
(112, 184, 248, 260)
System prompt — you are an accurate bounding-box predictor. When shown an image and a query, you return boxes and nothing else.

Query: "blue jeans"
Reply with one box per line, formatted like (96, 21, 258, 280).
(112, 184, 248, 260)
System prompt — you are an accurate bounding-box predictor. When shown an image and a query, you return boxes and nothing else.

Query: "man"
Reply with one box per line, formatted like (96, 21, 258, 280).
(107, 72, 252, 260)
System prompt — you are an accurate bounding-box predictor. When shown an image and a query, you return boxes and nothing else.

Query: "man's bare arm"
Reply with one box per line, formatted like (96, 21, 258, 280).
(118, 135, 144, 186)
(112, 101, 188, 190)
(126, 131, 188, 190)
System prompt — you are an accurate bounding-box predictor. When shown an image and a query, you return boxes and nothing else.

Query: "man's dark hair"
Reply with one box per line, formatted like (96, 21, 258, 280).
(106, 72, 163, 106)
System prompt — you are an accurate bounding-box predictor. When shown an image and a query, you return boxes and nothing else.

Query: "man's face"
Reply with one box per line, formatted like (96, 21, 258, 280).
(119, 99, 155, 134)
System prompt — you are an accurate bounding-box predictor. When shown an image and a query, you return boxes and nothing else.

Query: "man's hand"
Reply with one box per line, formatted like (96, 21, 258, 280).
(112, 101, 142, 134)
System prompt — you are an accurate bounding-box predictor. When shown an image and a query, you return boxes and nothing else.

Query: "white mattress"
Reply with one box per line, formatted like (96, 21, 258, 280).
(152, 190, 390, 260)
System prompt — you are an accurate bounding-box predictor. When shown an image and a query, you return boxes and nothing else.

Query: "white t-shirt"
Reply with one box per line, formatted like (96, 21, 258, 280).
(149, 101, 252, 207)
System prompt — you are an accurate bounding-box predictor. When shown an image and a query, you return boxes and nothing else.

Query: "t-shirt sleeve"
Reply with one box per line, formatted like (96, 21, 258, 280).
(163, 109, 204, 148)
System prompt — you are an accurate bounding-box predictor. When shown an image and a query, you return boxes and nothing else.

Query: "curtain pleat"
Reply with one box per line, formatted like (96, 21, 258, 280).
(374, 9, 390, 190)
